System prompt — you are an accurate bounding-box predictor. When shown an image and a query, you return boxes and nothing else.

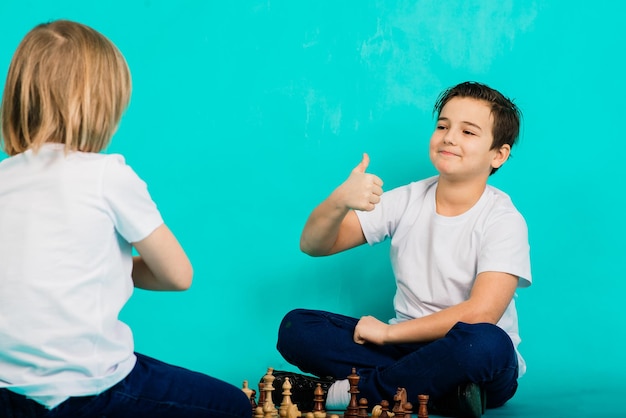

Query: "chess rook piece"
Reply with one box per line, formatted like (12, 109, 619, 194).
(417, 394, 429, 418)
(259, 382, 266, 407)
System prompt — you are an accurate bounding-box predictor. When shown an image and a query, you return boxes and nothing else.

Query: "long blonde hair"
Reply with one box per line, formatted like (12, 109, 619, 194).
(1, 20, 131, 156)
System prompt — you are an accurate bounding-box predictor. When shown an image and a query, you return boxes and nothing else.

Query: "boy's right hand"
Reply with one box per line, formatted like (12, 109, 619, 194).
(300, 153, 380, 255)
(336, 153, 383, 212)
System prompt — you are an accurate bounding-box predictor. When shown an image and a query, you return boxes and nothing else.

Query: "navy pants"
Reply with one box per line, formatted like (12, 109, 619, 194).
(277, 309, 519, 409)
(0, 353, 252, 418)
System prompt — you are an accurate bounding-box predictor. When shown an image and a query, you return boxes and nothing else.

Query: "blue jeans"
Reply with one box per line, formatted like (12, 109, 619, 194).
(0, 353, 252, 418)
(277, 309, 518, 409)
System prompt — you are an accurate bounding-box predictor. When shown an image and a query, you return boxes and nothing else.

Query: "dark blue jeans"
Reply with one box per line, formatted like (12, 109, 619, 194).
(277, 309, 518, 409)
(0, 353, 252, 418)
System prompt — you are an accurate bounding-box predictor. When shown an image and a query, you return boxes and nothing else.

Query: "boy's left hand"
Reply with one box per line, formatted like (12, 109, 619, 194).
(354, 315, 389, 345)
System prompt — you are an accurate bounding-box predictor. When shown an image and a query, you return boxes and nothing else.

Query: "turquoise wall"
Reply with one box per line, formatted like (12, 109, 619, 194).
(2, 1, 625, 415)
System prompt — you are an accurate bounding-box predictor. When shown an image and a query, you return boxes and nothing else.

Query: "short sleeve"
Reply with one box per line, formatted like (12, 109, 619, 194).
(101, 155, 164, 243)
(478, 209, 532, 288)
(356, 186, 408, 245)
(357, 179, 434, 245)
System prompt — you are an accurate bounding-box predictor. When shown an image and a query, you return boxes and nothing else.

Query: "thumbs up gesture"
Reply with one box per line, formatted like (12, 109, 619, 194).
(337, 153, 384, 212)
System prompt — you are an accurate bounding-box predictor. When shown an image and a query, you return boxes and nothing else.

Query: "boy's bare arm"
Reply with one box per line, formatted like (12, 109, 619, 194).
(131, 224, 193, 291)
(354, 271, 519, 344)
(300, 153, 383, 256)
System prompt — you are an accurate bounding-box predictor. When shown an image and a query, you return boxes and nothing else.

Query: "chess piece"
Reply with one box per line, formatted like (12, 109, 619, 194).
(379, 399, 390, 418)
(259, 382, 266, 407)
(371, 404, 382, 418)
(344, 368, 360, 418)
(287, 404, 302, 418)
(417, 394, 429, 418)
(392, 387, 412, 418)
(280, 378, 302, 418)
(262, 368, 278, 418)
(243, 380, 256, 412)
(280, 377, 296, 418)
(251, 389, 258, 411)
(358, 398, 369, 418)
(243, 380, 254, 399)
(313, 383, 326, 418)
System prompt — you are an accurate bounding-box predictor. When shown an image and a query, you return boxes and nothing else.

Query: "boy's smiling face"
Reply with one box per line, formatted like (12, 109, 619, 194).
(429, 97, 510, 182)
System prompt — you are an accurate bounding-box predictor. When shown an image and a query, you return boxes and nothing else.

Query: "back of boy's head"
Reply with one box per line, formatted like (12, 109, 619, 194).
(0, 20, 131, 156)
(433, 81, 521, 175)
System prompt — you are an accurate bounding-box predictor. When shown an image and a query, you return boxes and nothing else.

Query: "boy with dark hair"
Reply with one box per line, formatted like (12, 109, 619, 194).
(272, 82, 531, 418)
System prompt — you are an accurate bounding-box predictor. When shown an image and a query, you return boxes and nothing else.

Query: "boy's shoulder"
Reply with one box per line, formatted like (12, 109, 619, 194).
(484, 184, 516, 207)
(482, 184, 527, 225)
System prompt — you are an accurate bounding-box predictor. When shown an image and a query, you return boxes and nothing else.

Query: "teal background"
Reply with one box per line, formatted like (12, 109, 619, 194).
(1, 1, 625, 416)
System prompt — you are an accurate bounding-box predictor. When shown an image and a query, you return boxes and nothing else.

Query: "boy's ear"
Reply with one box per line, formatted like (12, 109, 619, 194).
(491, 144, 511, 170)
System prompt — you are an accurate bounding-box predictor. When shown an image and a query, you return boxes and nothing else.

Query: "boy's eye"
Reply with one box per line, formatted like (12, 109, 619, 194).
(463, 130, 476, 136)
(436, 125, 447, 130)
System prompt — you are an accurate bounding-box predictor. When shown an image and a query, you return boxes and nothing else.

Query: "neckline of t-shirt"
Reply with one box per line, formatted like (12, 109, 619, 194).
(431, 184, 489, 224)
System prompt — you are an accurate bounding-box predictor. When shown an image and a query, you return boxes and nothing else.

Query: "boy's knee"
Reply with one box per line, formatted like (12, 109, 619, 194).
(277, 309, 307, 354)
(449, 322, 516, 365)
(278, 309, 307, 337)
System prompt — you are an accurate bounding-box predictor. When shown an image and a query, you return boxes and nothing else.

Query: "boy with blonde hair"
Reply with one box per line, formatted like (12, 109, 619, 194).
(0, 20, 251, 418)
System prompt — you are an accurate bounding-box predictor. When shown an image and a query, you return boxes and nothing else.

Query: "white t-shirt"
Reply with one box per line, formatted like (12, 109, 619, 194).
(356, 176, 532, 376)
(0, 144, 164, 408)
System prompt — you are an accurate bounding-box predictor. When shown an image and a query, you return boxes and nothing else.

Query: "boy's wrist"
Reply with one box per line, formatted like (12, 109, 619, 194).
(328, 187, 352, 214)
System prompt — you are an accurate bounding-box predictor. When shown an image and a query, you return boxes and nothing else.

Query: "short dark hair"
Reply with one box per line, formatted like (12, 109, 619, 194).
(433, 81, 521, 175)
